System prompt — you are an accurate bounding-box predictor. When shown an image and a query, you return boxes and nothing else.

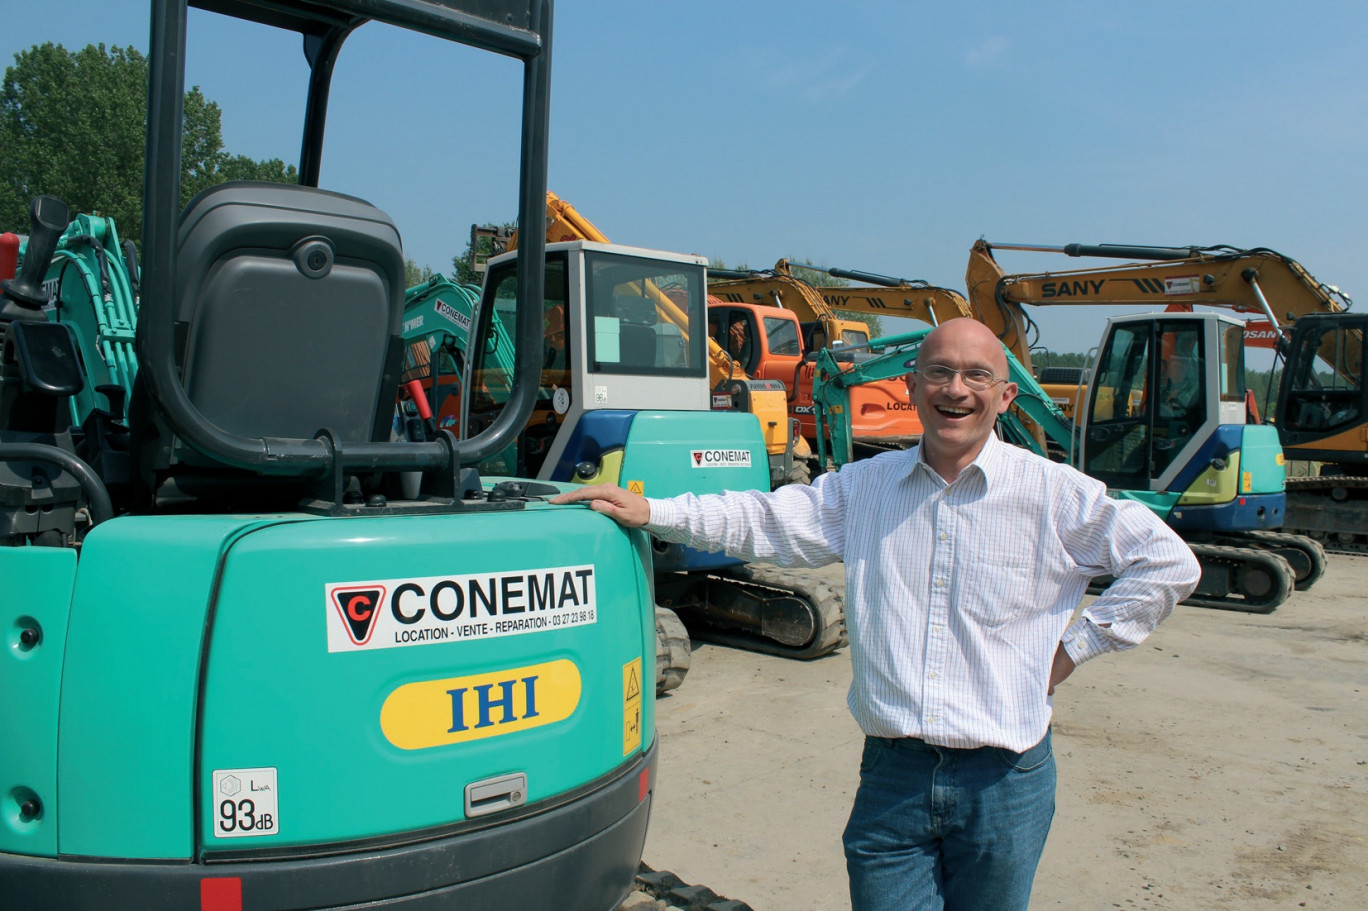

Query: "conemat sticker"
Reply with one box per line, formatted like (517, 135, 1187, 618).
(435, 298, 471, 332)
(690, 449, 752, 468)
(1163, 275, 1201, 296)
(326, 565, 596, 653)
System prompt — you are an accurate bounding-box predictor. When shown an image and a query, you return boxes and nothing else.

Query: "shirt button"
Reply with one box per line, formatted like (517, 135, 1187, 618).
(927, 716, 938, 724)
(929, 671, 939, 679)
(934, 578, 946, 588)
(938, 532, 949, 541)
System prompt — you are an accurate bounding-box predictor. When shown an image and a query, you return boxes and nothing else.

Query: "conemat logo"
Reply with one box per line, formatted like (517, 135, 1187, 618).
(331, 587, 386, 646)
(326, 565, 596, 653)
(690, 449, 753, 468)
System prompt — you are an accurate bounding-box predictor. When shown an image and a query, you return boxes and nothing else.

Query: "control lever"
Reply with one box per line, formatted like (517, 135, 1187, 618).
(2, 195, 70, 313)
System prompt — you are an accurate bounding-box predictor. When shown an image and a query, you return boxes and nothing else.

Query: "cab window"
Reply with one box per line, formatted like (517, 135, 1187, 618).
(467, 253, 570, 477)
(763, 316, 802, 356)
(585, 252, 706, 376)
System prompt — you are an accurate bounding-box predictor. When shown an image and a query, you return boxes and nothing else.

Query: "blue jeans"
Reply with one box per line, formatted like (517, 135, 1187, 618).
(842, 730, 1056, 911)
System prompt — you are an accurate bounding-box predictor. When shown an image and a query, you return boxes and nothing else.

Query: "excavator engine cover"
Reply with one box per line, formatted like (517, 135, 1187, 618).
(718, 379, 788, 451)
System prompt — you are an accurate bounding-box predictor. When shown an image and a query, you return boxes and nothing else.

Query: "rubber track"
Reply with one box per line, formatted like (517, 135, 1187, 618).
(1086, 543, 1296, 613)
(654, 606, 691, 696)
(1183, 542, 1296, 613)
(623, 863, 754, 911)
(1236, 530, 1327, 591)
(691, 563, 848, 660)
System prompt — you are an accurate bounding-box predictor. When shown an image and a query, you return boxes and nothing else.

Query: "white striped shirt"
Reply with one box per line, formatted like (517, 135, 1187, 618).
(646, 433, 1201, 751)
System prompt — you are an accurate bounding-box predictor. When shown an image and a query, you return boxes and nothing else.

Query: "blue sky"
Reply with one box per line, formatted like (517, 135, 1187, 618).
(6, 1, 1366, 355)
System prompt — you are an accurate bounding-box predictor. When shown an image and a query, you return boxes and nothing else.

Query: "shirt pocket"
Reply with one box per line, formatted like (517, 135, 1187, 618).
(955, 531, 1037, 629)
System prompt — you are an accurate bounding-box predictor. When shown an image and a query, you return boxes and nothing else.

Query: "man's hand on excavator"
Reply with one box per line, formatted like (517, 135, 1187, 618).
(550, 484, 651, 527)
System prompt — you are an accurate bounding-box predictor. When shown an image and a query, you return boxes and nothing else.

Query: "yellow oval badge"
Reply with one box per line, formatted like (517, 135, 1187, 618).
(381, 659, 580, 750)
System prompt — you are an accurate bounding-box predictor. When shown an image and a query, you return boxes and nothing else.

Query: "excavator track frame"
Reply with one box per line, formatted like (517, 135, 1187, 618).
(1285, 475, 1368, 555)
(1183, 543, 1297, 613)
(1226, 529, 1328, 591)
(657, 563, 847, 661)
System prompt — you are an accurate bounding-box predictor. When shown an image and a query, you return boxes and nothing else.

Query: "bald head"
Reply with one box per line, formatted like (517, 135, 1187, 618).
(919, 318, 1009, 377)
(907, 317, 1018, 481)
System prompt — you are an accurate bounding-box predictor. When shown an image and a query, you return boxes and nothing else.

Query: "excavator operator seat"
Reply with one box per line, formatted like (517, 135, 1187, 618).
(614, 294, 657, 369)
(173, 181, 406, 450)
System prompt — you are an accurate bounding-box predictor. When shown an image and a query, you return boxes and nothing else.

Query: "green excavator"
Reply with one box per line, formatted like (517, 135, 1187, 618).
(0, 2, 665, 909)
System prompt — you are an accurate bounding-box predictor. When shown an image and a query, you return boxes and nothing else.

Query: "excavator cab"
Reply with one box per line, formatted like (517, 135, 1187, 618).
(1081, 313, 1282, 526)
(1276, 314, 1367, 449)
(466, 242, 716, 481)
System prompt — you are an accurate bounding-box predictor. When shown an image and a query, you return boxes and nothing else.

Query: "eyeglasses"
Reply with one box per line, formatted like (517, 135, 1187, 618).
(917, 364, 1006, 390)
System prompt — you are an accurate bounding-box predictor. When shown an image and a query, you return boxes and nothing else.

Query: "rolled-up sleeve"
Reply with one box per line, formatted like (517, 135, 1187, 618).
(1059, 482, 1201, 666)
(644, 470, 848, 569)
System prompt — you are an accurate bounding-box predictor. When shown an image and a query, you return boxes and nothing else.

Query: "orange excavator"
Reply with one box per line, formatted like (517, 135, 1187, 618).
(965, 239, 1367, 553)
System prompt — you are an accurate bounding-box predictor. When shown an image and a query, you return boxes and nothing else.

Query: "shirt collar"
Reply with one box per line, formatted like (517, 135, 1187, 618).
(910, 431, 1006, 488)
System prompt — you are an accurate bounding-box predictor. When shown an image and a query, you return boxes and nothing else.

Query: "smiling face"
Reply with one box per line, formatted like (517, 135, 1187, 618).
(906, 319, 1018, 480)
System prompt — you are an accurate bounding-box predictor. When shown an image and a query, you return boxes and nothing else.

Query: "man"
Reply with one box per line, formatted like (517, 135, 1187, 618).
(552, 318, 1200, 911)
(727, 318, 750, 362)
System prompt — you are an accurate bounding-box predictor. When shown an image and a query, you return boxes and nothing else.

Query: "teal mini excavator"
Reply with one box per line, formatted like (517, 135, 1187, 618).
(0, 2, 662, 910)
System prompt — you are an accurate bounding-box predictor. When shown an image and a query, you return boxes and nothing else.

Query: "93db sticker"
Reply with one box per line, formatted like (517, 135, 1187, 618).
(212, 767, 278, 839)
(326, 565, 597, 653)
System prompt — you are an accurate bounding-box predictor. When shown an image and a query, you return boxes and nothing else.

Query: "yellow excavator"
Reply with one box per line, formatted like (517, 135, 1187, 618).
(965, 239, 1367, 554)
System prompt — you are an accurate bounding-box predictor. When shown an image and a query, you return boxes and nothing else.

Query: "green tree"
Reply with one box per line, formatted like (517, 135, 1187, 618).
(405, 259, 435, 288)
(1030, 350, 1089, 370)
(0, 42, 297, 246)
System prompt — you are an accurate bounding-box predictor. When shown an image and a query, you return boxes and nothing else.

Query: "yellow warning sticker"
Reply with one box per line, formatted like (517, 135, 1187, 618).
(623, 657, 643, 755)
(627, 479, 644, 496)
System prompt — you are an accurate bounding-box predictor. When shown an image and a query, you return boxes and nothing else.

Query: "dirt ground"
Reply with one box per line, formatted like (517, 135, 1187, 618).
(641, 553, 1368, 910)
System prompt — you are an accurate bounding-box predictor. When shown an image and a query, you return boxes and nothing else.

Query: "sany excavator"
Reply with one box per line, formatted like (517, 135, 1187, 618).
(400, 200, 848, 674)
(809, 311, 1325, 613)
(707, 260, 973, 473)
(966, 239, 1367, 554)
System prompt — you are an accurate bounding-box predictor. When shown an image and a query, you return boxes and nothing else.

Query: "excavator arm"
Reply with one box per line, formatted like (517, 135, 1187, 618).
(710, 259, 974, 340)
(967, 239, 1358, 378)
(509, 192, 748, 388)
(805, 264, 975, 330)
(708, 259, 867, 348)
